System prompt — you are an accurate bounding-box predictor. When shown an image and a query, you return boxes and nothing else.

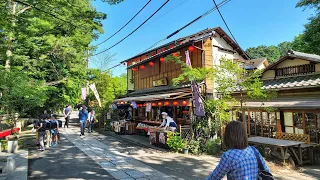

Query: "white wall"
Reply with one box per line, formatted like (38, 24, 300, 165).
(211, 32, 246, 98)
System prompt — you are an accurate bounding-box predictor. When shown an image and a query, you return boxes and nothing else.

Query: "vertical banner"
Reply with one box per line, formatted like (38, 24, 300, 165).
(89, 83, 102, 107)
(146, 103, 152, 112)
(185, 50, 205, 117)
(81, 88, 87, 100)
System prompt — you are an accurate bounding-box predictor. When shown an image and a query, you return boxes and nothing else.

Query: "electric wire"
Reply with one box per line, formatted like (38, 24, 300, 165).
(91, 0, 171, 57)
(94, 0, 152, 46)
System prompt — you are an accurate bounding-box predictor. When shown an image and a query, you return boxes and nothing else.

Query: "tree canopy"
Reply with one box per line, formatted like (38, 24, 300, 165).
(0, 0, 124, 116)
(246, 0, 320, 63)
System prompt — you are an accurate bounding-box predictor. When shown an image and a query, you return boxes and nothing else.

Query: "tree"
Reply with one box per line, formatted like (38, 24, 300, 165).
(166, 55, 275, 134)
(0, 0, 124, 114)
(245, 45, 281, 63)
(294, 0, 320, 55)
(0, 69, 47, 131)
(278, 41, 292, 56)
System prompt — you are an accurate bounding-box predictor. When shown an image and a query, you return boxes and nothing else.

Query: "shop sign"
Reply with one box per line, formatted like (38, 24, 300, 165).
(153, 78, 167, 87)
(146, 103, 152, 112)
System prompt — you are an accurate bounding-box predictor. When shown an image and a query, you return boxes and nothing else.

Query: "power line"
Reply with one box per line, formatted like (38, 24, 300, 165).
(95, 0, 152, 46)
(212, 0, 250, 59)
(143, 0, 230, 53)
(91, 0, 171, 57)
(105, 0, 230, 71)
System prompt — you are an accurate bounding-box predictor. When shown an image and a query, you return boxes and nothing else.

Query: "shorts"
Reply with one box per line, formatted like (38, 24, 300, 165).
(51, 129, 58, 136)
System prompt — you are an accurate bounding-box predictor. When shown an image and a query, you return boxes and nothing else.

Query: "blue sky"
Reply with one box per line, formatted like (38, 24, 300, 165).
(90, 0, 315, 76)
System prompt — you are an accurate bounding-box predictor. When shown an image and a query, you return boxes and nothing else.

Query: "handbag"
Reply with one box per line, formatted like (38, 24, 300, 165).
(251, 147, 274, 180)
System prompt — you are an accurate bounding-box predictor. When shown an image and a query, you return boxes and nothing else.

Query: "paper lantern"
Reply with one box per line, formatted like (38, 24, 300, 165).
(170, 44, 174, 49)
(164, 101, 170, 106)
(152, 51, 155, 56)
(132, 68, 137, 72)
(152, 103, 156, 106)
(160, 57, 165, 63)
(173, 101, 178, 106)
(188, 46, 195, 52)
(143, 103, 146, 107)
(182, 100, 187, 105)
(149, 61, 154, 66)
(173, 52, 179, 57)
(158, 102, 163, 106)
(140, 65, 145, 69)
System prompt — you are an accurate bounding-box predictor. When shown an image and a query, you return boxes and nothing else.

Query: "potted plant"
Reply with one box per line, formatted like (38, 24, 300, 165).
(183, 140, 189, 154)
(6, 133, 18, 153)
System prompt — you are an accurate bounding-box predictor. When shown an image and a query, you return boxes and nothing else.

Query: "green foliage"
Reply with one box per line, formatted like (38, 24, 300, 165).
(166, 132, 186, 152)
(0, 0, 123, 114)
(0, 70, 47, 128)
(278, 41, 293, 56)
(187, 139, 200, 154)
(245, 45, 281, 63)
(206, 137, 221, 155)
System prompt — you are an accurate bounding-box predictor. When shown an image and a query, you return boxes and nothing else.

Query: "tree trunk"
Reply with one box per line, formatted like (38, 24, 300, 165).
(240, 100, 247, 133)
(5, 0, 17, 70)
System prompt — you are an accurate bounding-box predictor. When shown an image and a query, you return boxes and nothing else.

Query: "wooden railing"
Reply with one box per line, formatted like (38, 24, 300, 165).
(275, 64, 315, 77)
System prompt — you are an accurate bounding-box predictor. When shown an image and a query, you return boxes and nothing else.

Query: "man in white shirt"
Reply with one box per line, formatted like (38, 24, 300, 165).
(159, 112, 177, 131)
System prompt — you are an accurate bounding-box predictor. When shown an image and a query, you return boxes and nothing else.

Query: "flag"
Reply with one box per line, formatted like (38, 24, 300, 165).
(185, 50, 205, 117)
(81, 88, 87, 100)
(185, 50, 192, 67)
(89, 83, 102, 107)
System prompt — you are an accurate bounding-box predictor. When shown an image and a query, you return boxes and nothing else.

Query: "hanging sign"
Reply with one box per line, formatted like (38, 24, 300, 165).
(81, 88, 87, 100)
(131, 101, 137, 109)
(153, 78, 167, 87)
(89, 83, 102, 107)
(146, 103, 152, 112)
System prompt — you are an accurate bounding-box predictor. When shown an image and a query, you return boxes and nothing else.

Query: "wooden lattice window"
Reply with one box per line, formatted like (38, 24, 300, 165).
(275, 63, 315, 77)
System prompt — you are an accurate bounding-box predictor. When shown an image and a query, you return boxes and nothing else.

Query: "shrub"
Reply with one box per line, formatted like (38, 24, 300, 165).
(187, 139, 200, 155)
(206, 137, 221, 155)
(167, 132, 186, 152)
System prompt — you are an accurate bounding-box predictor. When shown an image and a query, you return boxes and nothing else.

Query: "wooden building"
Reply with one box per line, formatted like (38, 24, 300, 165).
(114, 27, 249, 129)
(232, 50, 320, 144)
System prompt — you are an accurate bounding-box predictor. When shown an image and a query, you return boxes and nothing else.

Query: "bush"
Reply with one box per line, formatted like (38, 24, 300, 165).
(166, 132, 186, 152)
(187, 139, 200, 155)
(206, 137, 221, 155)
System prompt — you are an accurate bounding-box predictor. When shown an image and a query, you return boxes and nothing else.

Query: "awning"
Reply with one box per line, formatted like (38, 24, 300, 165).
(239, 98, 320, 109)
(114, 91, 192, 102)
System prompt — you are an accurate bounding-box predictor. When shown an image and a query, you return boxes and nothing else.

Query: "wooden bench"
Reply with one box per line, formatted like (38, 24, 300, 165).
(275, 132, 318, 165)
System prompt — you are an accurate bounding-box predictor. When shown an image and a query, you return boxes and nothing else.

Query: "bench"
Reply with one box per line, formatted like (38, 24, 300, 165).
(0, 128, 20, 139)
(275, 132, 318, 165)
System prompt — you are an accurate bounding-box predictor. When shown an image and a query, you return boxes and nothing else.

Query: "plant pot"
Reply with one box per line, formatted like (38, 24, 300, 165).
(7, 140, 18, 153)
(183, 148, 189, 154)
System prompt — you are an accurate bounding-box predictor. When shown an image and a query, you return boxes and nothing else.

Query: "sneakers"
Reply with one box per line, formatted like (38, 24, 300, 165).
(52, 143, 57, 147)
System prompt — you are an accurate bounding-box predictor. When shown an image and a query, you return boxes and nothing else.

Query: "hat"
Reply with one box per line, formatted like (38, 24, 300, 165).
(161, 112, 168, 116)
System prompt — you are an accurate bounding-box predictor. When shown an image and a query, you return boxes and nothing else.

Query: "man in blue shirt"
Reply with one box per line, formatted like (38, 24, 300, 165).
(79, 106, 88, 136)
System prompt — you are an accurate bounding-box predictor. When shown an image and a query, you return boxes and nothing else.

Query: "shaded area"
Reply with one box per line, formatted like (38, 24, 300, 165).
(24, 120, 115, 180)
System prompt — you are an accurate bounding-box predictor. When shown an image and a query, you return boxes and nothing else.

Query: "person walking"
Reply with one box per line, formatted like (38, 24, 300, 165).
(50, 115, 59, 146)
(79, 106, 88, 136)
(37, 115, 46, 151)
(64, 105, 72, 128)
(206, 121, 271, 180)
(87, 108, 95, 133)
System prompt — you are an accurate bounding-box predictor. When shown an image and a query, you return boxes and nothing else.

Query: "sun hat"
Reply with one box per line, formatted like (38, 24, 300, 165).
(161, 112, 168, 115)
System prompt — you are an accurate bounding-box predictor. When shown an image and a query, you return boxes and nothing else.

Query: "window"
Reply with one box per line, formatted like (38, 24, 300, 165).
(275, 64, 315, 77)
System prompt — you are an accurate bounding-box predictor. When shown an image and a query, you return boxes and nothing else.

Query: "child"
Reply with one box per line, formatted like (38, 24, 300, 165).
(50, 115, 59, 147)
(44, 114, 52, 148)
(37, 116, 46, 151)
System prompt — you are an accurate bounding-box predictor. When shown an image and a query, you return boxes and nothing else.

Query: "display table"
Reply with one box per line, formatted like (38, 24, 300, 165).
(149, 128, 170, 149)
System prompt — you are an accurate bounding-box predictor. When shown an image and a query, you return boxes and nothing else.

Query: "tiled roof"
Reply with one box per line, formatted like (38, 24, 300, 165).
(264, 50, 320, 72)
(263, 73, 320, 90)
(288, 50, 320, 62)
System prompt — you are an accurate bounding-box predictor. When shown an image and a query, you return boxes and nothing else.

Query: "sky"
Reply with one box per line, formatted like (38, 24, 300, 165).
(90, 0, 315, 76)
